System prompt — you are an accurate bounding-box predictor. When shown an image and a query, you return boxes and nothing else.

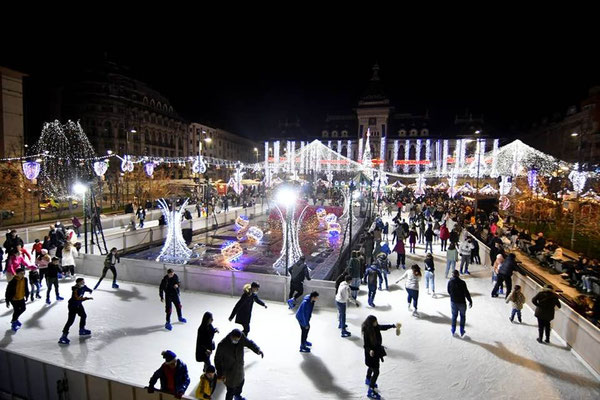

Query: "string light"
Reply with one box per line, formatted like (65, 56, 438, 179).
(404, 139, 410, 174)
(442, 140, 449, 175)
(527, 169, 538, 190)
(569, 167, 587, 193)
(393, 140, 399, 173)
(191, 156, 207, 174)
(499, 176, 512, 195)
(425, 139, 431, 173)
(447, 174, 458, 199)
(414, 174, 426, 198)
(144, 162, 156, 177)
(415, 139, 422, 174)
(490, 139, 500, 178)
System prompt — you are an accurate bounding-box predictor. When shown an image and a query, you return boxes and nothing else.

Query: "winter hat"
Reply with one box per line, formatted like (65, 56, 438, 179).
(162, 350, 176, 362)
(205, 365, 216, 373)
(41, 249, 49, 255)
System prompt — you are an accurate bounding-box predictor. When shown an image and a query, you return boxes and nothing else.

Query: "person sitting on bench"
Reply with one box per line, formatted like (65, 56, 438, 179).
(528, 232, 546, 255)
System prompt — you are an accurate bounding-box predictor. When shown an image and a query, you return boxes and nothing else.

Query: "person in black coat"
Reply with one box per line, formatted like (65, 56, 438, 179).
(229, 282, 267, 336)
(148, 350, 190, 399)
(3, 230, 24, 254)
(532, 284, 561, 344)
(196, 311, 219, 371)
(160, 269, 187, 330)
(287, 256, 311, 309)
(5, 268, 29, 332)
(492, 253, 517, 298)
(447, 270, 473, 336)
(470, 238, 480, 264)
(362, 315, 396, 399)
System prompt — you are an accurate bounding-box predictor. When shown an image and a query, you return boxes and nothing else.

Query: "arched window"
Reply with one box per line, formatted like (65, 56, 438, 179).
(157, 101, 162, 110)
(410, 129, 418, 136)
(341, 130, 348, 137)
(399, 129, 407, 136)
(150, 99, 155, 107)
(169, 106, 173, 113)
(322, 130, 329, 138)
(332, 130, 338, 137)
(143, 97, 149, 104)
(421, 128, 429, 136)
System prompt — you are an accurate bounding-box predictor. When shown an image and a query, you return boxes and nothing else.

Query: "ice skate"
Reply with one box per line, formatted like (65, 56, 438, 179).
(178, 317, 187, 323)
(165, 322, 172, 331)
(15, 320, 22, 327)
(46, 298, 51, 305)
(58, 335, 70, 345)
(367, 387, 381, 399)
(11, 322, 19, 332)
(79, 329, 92, 336)
(112, 283, 119, 289)
(341, 330, 351, 338)
(56, 295, 64, 301)
(287, 298, 295, 309)
(412, 310, 419, 317)
(299, 346, 311, 353)
(305, 341, 312, 347)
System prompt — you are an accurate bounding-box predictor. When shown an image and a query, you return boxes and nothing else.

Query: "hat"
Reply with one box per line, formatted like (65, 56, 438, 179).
(205, 365, 216, 373)
(162, 350, 176, 362)
(15, 267, 25, 274)
(41, 249, 48, 255)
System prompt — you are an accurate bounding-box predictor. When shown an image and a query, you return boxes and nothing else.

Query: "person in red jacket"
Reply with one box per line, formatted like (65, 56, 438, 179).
(393, 240, 406, 269)
(439, 223, 450, 251)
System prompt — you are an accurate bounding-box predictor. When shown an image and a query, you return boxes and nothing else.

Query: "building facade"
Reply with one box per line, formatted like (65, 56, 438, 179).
(528, 86, 600, 167)
(188, 122, 259, 164)
(0, 66, 27, 158)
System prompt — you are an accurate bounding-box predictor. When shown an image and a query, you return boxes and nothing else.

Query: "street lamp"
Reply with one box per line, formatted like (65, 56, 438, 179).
(276, 186, 299, 276)
(254, 147, 259, 163)
(73, 182, 89, 253)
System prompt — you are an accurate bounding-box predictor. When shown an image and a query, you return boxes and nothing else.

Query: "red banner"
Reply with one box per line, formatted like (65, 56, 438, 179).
(394, 160, 431, 165)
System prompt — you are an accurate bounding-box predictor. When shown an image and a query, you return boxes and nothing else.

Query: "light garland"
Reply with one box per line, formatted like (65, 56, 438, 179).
(527, 169, 538, 190)
(228, 163, 245, 195)
(569, 166, 587, 193)
(362, 130, 373, 179)
(469, 139, 487, 178)
(479, 183, 498, 196)
(192, 156, 207, 174)
(393, 140, 399, 173)
(458, 182, 476, 194)
(442, 139, 449, 175)
(404, 139, 410, 173)
(435, 140, 441, 176)
(490, 139, 500, 178)
(358, 137, 363, 163)
(156, 198, 192, 264)
(499, 176, 512, 195)
(235, 215, 250, 230)
(93, 160, 109, 177)
(121, 155, 134, 173)
(414, 174, 426, 198)
(380, 135, 386, 165)
(500, 196, 511, 210)
(273, 141, 280, 174)
(22, 161, 41, 181)
(415, 139, 422, 174)
(447, 174, 458, 199)
(425, 139, 431, 173)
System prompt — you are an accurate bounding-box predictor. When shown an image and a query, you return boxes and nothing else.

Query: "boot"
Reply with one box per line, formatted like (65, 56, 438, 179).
(93, 282, 100, 291)
(56, 295, 64, 301)
(341, 330, 351, 337)
(178, 317, 187, 323)
(112, 283, 119, 289)
(79, 329, 92, 336)
(367, 388, 381, 399)
(11, 322, 19, 332)
(287, 298, 295, 309)
(58, 335, 70, 345)
(165, 322, 172, 331)
(299, 346, 311, 353)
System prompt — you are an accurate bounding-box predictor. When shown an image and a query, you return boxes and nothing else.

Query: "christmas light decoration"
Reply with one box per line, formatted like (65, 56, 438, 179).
(479, 183, 498, 196)
(380, 135, 386, 165)
(404, 140, 410, 173)
(22, 161, 41, 181)
(93, 160, 109, 177)
(499, 176, 512, 195)
(415, 139, 422, 174)
(337, 140, 342, 171)
(325, 213, 338, 224)
(327, 222, 341, 236)
(347, 140, 352, 171)
(393, 140, 399, 173)
(425, 139, 431, 173)
(235, 215, 250, 230)
(499, 196, 511, 210)
(300, 141, 305, 175)
(273, 141, 280, 174)
(527, 169, 538, 190)
(469, 139, 487, 178)
(316, 207, 327, 220)
(458, 183, 476, 194)
(569, 167, 587, 193)
(192, 156, 207, 174)
(442, 140, 449, 175)
(490, 139, 500, 178)
(362, 130, 374, 179)
(156, 198, 192, 264)
(326, 170, 334, 185)
(121, 155, 134, 173)
(358, 137, 363, 163)
(247, 226, 264, 243)
(228, 164, 245, 195)
(436, 140, 442, 176)
(221, 241, 244, 263)
(447, 174, 458, 199)
(414, 174, 426, 198)
(144, 162, 155, 177)
(460, 139, 467, 169)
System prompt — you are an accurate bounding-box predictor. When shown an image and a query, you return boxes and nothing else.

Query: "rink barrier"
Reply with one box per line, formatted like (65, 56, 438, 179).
(76, 253, 338, 308)
(0, 346, 192, 400)
(513, 272, 600, 377)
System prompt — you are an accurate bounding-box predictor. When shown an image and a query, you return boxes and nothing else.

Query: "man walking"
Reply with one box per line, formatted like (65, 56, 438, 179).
(160, 268, 187, 330)
(447, 270, 473, 337)
(215, 329, 264, 400)
(58, 277, 93, 344)
(287, 256, 311, 309)
(296, 291, 319, 352)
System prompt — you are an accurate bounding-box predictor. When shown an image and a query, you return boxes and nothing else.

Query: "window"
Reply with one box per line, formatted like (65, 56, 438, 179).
(322, 130, 329, 137)
(150, 99, 155, 107)
(341, 130, 348, 137)
(143, 97, 149, 104)
(410, 129, 418, 136)
(399, 129, 407, 136)
(421, 128, 429, 136)
(332, 131, 338, 137)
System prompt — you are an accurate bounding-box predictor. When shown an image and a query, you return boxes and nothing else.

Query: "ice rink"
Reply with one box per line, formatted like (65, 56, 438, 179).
(2, 239, 600, 399)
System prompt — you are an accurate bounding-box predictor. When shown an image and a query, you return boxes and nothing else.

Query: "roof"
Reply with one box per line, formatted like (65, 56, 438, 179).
(359, 64, 389, 105)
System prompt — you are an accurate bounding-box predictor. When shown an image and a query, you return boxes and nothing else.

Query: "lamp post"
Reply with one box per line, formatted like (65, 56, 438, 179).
(73, 183, 88, 253)
(254, 147, 259, 163)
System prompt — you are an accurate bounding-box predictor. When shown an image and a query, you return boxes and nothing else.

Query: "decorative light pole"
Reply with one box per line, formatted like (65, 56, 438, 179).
(73, 182, 88, 253)
(273, 186, 303, 275)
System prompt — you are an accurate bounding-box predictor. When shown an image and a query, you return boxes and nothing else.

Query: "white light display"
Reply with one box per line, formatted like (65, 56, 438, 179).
(347, 140, 352, 171)
(479, 183, 498, 195)
(156, 198, 192, 264)
(490, 139, 500, 178)
(442, 140, 449, 175)
(191, 156, 207, 174)
(499, 176, 512, 195)
(273, 141, 280, 174)
(358, 137, 363, 163)
(414, 174, 426, 198)
(447, 174, 458, 199)
(144, 162, 155, 177)
(393, 140, 399, 173)
(362, 130, 373, 179)
(22, 161, 41, 181)
(415, 139, 422, 174)
(527, 169, 538, 190)
(404, 140, 410, 173)
(247, 226, 264, 243)
(469, 139, 487, 178)
(93, 160, 109, 177)
(425, 139, 431, 173)
(380, 135, 386, 165)
(228, 164, 245, 195)
(121, 155, 134, 173)
(569, 167, 587, 193)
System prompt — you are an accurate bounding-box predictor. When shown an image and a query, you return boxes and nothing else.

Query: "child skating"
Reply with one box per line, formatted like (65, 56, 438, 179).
(59, 277, 93, 344)
(506, 284, 526, 323)
(94, 247, 120, 290)
(160, 268, 187, 330)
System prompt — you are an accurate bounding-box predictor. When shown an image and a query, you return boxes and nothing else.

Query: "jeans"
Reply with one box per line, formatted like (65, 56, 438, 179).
(425, 271, 435, 292)
(537, 318, 551, 341)
(440, 239, 448, 251)
(451, 302, 467, 334)
(510, 308, 522, 322)
(425, 241, 433, 253)
(445, 260, 456, 277)
(10, 300, 26, 323)
(336, 301, 347, 330)
(367, 284, 377, 305)
(165, 295, 183, 323)
(406, 288, 419, 309)
(46, 277, 60, 300)
(351, 277, 361, 299)
(395, 253, 405, 269)
(30, 282, 41, 299)
(300, 324, 310, 347)
(225, 379, 244, 400)
(62, 304, 87, 334)
(379, 270, 389, 290)
(460, 255, 470, 273)
(96, 265, 118, 287)
(492, 273, 512, 298)
(290, 281, 304, 301)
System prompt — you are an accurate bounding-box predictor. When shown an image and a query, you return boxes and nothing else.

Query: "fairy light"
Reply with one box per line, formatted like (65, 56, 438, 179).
(156, 198, 192, 264)
(435, 140, 441, 176)
(569, 167, 587, 193)
(228, 163, 245, 195)
(479, 183, 498, 195)
(393, 140, 399, 173)
(93, 160, 109, 177)
(235, 215, 250, 230)
(22, 161, 41, 181)
(404, 139, 410, 173)
(490, 139, 500, 178)
(273, 141, 280, 174)
(358, 137, 363, 163)
(414, 174, 426, 198)
(347, 140, 352, 171)
(425, 139, 431, 173)
(442, 139, 449, 175)
(527, 169, 538, 190)
(192, 156, 207, 174)
(499, 176, 512, 195)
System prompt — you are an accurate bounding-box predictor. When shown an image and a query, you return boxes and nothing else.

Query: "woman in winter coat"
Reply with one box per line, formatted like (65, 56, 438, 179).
(61, 242, 79, 278)
(393, 240, 406, 270)
(396, 264, 422, 316)
(362, 315, 397, 399)
(196, 311, 219, 371)
(228, 282, 267, 336)
(6, 249, 26, 281)
(445, 243, 459, 278)
(408, 228, 418, 254)
(439, 223, 450, 251)
(532, 284, 561, 344)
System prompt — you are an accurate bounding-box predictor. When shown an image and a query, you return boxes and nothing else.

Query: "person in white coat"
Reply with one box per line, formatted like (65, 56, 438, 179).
(395, 265, 422, 316)
(459, 239, 474, 275)
(335, 275, 359, 337)
(61, 242, 79, 278)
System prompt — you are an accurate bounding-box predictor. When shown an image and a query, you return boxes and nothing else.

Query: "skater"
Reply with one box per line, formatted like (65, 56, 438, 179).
(532, 284, 561, 344)
(71, 216, 82, 238)
(459, 238, 474, 275)
(364, 262, 382, 307)
(28, 264, 41, 301)
(94, 247, 120, 290)
(136, 206, 146, 228)
(32, 238, 43, 259)
(195, 365, 217, 399)
(492, 253, 505, 295)
(470, 238, 480, 264)
(447, 270, 473, 337)
(376, 253, 390, 291)
(229, 281, 267, 336)
(347, 251, 362, 299)
(362, 315, 399, 399)
(5, 268, 29, 332)
(61, 242, 78, 278)
(408, 227, 418, 254)
(159, 268, 187, 330)
(287, 255, 311, 309)
(215, 329, 264, 400)
(492, 253, 517, 298)
(506, 285, 526, 323)
(445, 243, 459, 278)
(382, 222, 389, 241)
(36, 249, 51, 284)
(45, 257, 64, 304)
(3, 229, 24, 255)
(296, 291, 319, 352)
(424, 225, 434, 254)
(58, 277, 93, 344)
(336, 276, 359, 337)
(439, 223, 450, 251)
(393, 239, 406, 270)
(196, 311, 219, 371)
(147, 350, 190, 399)
(396, 264, 422, 316)
(424, 253, 436, 297)
(5, 248, 25, 282)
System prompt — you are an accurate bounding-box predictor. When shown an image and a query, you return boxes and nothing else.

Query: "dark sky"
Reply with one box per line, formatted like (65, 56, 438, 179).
(2, 24, 598, 141)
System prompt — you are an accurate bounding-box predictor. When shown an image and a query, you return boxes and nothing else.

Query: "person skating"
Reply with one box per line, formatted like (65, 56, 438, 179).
(364, 263, 382, 307)
(58, 277, 93, 344)
(229, 281, 267, 336)
(447, 270, 473, 337)
(195, 365, 217, 399)
(45, 257, 64, 304)
(215, 329, 264, 400)
(296, 291, 319, 352)
(424, 253, 436, 297)
(408, 227, 418, 254)
(393, 239, 406, 270)
(445, 243, 459, 278)
(336, 276, 359, 337)
(287, 255, 311, 309)
(396, 264, 422, 316)
(532, 284, 561, 344)
(28, 264, 41, 301)
(439, 223, 450, 251)
(137, 207, 146, 228)
(492, 253, 505, 295)
(492, 253, 517, 298)
(61, 242, 78, 278)
(196, 311, 219, 371)
(376, 253, 390, 291)
(147, 350, 190, 399)
(506, 285, 526, 323)
(5, 268, 29, 332)
(458, 238, 474, 275)
(94, 247, 120, 290)
(424, 225, 434, 254)
(160, 268, 187, 330)
(347, 250, 362, 299)
(362, 315, 400, 399)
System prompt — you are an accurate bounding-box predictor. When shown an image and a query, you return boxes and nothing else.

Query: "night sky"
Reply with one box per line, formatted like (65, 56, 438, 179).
(2, 27, 597, 142)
